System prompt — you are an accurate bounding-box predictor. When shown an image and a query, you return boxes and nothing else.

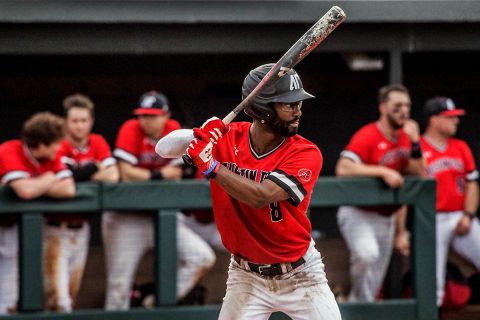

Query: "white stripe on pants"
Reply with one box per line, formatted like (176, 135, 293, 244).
(436, 211, 480, 305)
(218, 240, 342, 320)
(337, 206, 395, 302)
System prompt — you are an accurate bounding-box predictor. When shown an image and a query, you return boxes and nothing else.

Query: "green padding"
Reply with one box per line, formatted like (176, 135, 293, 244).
(102, 181, 212, 210)
(0, 182, 100, 213)
(0, 178, 438, 320)
(311, 177, 397, 206)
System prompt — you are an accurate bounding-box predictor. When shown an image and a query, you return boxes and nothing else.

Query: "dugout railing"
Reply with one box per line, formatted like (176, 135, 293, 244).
(0, 177, 437, 320)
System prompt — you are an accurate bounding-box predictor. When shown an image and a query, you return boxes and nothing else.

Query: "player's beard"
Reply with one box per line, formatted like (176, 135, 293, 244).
(386, 113, 404, 130)
(269, 116, 300, 137)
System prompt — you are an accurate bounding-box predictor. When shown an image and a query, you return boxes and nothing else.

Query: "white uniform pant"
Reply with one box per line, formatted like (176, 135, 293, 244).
(436, 211, 480, 305)
(102, 211, 216, 310)
(43, 222, 90, 312)
(219, 240, 342, 320)
(178, 213, 226, 252)
(0, 225, 18, 314)
(337, 206, 395, 302)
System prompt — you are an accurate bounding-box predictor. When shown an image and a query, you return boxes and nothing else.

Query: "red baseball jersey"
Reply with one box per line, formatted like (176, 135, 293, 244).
(59, 133, 116, 168)
(0, 140, 71, 184)
(211, 122, 322, 264)
(340, 122, 411, 171)
(114, 119, 181, 170)
(421, 136, 478, 212)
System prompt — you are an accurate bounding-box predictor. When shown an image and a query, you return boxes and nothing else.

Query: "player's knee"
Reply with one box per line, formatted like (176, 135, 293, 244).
(352, 249, 380, 266)
(201, 246, 216, 270)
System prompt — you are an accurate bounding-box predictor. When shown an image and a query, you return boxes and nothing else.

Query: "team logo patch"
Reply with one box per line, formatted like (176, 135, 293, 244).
(298, 168, 312, 182)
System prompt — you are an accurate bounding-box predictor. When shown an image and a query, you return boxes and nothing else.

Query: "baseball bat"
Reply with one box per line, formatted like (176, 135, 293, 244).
(155, 6, 346, 161)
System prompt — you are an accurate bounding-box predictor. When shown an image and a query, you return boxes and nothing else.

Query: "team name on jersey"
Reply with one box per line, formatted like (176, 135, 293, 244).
(379, 147, 410, 167)
(426, 157, 464, 178)
(223, 162, 270, 182)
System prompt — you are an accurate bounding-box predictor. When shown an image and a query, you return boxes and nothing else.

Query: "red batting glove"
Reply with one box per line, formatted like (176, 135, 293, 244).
(194, 117, 229, 144)
(186, 129, 220, 177)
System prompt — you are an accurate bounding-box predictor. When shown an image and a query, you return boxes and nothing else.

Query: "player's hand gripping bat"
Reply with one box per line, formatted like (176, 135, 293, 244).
(155, 6, 346, 161)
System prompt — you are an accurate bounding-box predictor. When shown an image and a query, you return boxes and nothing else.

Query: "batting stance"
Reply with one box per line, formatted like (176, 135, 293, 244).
(178, 64, 341, 319)
(420, 97, 480, 306)
(335, 84, 424, 302)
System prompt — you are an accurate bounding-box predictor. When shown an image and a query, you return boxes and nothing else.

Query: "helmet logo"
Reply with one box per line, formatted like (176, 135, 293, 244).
(290, 74, 301, 90)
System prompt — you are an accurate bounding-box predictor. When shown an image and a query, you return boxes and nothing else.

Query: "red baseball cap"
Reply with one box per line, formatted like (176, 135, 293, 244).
(133, 91, 170, 116)
(424, 96, 465, 118)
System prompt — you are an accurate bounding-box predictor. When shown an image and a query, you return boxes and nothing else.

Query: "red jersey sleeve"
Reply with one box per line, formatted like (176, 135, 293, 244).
(52, 153, 72, 180)
(114, 120, 142, 165)
(0, 142, 31, 183)
(460, 140, 478, 181)
(266, 145, 322, 205)
(91, 134, 116, 168)
(58, 139, 75, 166)
(341, 126, 373, 163)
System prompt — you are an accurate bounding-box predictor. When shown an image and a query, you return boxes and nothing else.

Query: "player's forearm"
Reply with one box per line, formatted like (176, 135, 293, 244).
(405, 158, 426, 176)
(395, 205, 408, 235)
(335, 158, 388, 178)
(92, 165, 120, 183)
(464, 181, 479, 214)
(118, 161, 151, 181)
(46, 178, 76, 199)
(213, 166, 288, 208)
(9, 174, 57, 200)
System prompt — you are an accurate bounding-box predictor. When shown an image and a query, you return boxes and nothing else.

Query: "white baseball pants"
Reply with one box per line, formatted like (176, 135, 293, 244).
(337, 206, 395, 302)
(178, 213, 226, 252)
(0, 224, 18, 314)
(218, 240, 342, 320)
(102, 211, 216, 310)
(436, 211, 480, 305)
(42, 222, 90, 312)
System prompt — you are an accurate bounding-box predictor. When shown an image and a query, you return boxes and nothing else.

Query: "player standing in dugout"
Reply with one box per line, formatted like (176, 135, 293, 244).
(162, 63, 342, 319)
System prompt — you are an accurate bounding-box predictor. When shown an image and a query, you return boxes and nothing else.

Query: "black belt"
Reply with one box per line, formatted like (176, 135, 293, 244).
(233, 255, 305, 277)
(47, 220, 84, 230)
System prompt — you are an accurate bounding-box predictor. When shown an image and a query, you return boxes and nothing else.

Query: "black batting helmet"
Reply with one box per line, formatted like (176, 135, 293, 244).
(242, 63, 314, 124)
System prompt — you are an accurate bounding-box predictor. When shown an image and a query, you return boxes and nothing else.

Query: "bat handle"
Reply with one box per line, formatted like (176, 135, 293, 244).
(182, 154, 193, 166)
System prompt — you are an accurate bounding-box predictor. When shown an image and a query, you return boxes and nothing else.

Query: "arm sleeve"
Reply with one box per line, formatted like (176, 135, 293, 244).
(340, 128, 372, 163)
(113, 121, 141, 165)
(52, 154, 73, 180)
(0, 152, 30, 184)
(266, 146, 322, 205)
(462, 142, 478, 181)
(93, 135, 117, 168)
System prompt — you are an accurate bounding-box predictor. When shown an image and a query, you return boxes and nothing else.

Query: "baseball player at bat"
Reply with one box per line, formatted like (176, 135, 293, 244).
(420, 97, 480, 306)
(335, 84, 424, 302)
(173, 64, 342, 319)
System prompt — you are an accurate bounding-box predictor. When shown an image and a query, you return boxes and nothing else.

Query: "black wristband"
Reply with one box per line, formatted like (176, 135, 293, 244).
(410, 142, 423, 159)
(69, 162, 99, 182)
(464, 211, 476, 220)
(150, 170, 163, 180)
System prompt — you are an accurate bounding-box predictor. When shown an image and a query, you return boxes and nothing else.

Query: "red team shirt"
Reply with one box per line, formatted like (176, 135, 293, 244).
(340, 122, 411, 171)
(59, 133, 116, 169)
(0, 140, 71, 184)
(211, 122, 323, 264)
(421, 137, 478, 212)
(340, 122, 412, 214)
(114, 119, 181, 169)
